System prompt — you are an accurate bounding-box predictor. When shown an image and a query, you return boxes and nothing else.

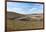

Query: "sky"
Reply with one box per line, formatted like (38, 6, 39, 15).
(7, 2, 43, 14)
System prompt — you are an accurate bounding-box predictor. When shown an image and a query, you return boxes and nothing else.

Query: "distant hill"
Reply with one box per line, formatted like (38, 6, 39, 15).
(7, 12, 43, 20)
(7, 12, 26, 19)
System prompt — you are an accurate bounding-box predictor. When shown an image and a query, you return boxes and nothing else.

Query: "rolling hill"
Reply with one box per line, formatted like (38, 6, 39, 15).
(7, 11, 44, 31)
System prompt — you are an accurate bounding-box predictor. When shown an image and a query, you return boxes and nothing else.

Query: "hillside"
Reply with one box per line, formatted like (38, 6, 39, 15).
(7, 12, 26, 18)
(7, 12, 44, 31)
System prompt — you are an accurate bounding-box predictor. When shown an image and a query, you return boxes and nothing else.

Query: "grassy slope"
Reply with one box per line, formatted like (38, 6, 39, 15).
(7, 12, 43, 31)
(7, 18, 43, 31)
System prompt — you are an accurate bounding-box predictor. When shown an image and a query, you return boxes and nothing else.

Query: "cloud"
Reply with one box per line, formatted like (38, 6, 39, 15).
(7, 2, 43, 14)
(7, 5, 43, 14)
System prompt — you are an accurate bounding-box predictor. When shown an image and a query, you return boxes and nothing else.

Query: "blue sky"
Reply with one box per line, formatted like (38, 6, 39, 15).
(7, 2, 43, 14)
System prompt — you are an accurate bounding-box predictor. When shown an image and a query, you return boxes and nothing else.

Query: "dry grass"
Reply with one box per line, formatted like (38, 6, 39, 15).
(7, 17, 43, 31)
(7, 12, 44, 31)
